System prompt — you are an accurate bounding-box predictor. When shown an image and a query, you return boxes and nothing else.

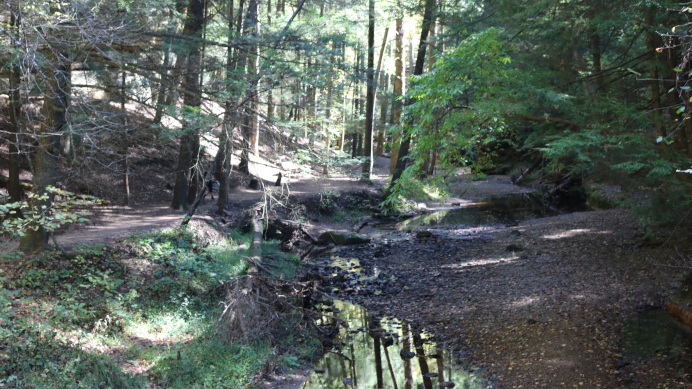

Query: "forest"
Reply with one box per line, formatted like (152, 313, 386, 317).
(2, 0, 692, 388)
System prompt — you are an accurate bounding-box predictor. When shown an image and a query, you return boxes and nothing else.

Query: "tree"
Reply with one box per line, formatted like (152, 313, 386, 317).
(171, 0, 206, 210)
(389, 0, 436, 195)
(362, 0, 376, 180)
(390, 2, 405, 174)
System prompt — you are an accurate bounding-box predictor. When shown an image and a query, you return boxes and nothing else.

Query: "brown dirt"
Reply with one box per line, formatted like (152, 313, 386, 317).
(336, 209, 689, 389)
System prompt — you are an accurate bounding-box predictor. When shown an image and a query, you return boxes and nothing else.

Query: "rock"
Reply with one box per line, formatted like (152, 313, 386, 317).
(510, 230, 522, 237)
(326, 243, 336, 250)
(416, 231, 433, 239)
(374, 249, 386, 257)
(506, 244, 524, 252)
(441, 382, 455, 388)
(424, 373, 438, 378)
(319, 231, 371, 245)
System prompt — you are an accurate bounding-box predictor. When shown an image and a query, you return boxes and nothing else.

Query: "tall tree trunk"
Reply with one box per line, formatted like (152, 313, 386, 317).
(7, 6, 22, 207)
(323, 55, 333, 175)
(362, 0, 376, 179)
(389, 0, 435, 194)
(153, 11, 174, 125)
(171, 0, 205, 210)
(249, 0, 260, 157)
(238, 0, 257, 174)
(163, 0, 189, 111)
(587, 2, 604, 95)
(644, 8, 669, 156)
(420, 10, 437, 176)
(187, 134, 201, 204)
(121, 69, 130, 205)
(20, 52, 66, 251)
(217, 0, 236, 213)
(375, 72, 388, 156)
(390, 8, 404, 174)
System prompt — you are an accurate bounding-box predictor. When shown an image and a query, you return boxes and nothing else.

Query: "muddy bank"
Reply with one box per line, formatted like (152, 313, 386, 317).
(308, 209, 690, 388)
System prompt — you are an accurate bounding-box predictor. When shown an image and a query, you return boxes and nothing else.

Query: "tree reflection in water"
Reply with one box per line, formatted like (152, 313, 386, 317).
(302, 300, 489, 389)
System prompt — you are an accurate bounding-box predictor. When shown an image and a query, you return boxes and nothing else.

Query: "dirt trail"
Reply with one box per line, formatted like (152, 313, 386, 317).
(8, 157, 394, 252)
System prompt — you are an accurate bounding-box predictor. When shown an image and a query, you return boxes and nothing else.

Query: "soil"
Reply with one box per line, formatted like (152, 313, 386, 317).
(313, 207, 691, 389)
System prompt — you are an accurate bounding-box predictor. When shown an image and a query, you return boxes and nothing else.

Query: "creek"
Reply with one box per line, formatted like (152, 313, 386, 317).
(302, 300, 489, 389)
(390, 193, 590, 230)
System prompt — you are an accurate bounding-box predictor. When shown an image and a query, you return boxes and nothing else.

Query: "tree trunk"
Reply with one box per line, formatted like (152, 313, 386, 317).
(217, 0, 236, 214)
(121, 69, 130, 205)
(376, 71, 388, 156)
(644, 8, 669, 155)
(238, 0, 257, 174)
(7, 7, 22, 207)
(171, 0, 205, 210)
(390, 10, 404, 174)
(362, 0, 376, 180)
(187, 134, 201, 205)
(153, 11, 174, 125)
(389, 0, 435, 193)
(249, 0, 260, 157)
(20, 52, 66, 251)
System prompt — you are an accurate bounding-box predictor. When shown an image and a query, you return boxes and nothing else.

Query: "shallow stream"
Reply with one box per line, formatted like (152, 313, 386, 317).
(302, 300, 489, 389)
(392, 193, 590, 230)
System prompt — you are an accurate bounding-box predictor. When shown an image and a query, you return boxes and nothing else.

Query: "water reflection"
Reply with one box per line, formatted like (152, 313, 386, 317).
(303, 300, 488, 389)
(621, 309, 692, 360)
(392, 193, 589, 230)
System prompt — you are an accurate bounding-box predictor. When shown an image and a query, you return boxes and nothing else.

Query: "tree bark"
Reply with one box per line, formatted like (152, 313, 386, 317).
(389, 0, 435, 193)
(644, 8, 669, 155)
(376, 71, 388, 156)
(217, 0, 236, 214)
(362, 0, 376, 180)
(171, 0, 205, 210)
(20, 52, 66, 251)
(7, 6, 22, 207)
(249, 0, 260, 157)
(390, 10, 404, 174)
(238, 0, 257, 174)
(121, 69, 130, 205)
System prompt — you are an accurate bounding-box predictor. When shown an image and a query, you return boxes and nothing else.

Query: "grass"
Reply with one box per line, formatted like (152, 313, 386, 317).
(0, 221, 318, 388)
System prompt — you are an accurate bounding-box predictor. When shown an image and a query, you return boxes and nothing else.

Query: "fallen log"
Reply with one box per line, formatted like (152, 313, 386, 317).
(242, 256, 278, 278)
(513, 154, 542, 185)
(546, 174, 577, 198)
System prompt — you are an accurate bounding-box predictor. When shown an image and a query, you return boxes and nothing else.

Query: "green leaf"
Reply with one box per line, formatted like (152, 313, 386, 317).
(674, 68, 683, 72)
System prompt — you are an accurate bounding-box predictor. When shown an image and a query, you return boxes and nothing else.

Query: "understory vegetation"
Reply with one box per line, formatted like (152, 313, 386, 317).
(0, 223, 315, 388)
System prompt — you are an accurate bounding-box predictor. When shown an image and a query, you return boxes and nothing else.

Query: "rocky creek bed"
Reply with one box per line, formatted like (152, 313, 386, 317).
(302, 209, 692, 389)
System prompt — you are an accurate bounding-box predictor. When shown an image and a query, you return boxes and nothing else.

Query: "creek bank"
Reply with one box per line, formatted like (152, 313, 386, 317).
(304, 209, 688, 388)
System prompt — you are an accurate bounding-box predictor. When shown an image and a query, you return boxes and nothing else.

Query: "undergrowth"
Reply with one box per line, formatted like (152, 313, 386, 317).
(0, 222, 317, 388)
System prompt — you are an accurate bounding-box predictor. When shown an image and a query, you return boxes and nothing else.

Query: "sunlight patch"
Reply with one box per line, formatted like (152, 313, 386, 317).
(511, 296, 539, 307)
(541, 229, 591, 239)
(444, 255, 519, 269)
